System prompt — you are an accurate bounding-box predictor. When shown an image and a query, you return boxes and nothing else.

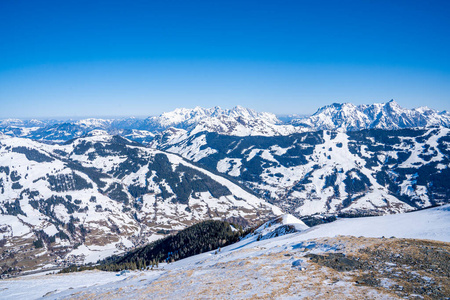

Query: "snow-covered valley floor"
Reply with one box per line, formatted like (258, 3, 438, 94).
(1, 205, 449, 299)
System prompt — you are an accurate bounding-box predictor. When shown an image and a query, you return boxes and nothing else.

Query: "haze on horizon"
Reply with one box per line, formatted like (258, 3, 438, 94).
(1, 0, 449, 119)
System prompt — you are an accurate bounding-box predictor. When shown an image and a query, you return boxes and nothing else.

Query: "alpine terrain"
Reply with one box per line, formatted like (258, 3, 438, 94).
(0, 100, 449, 291)
(159, 127, 450, 218)
(0, 130, 279, 274)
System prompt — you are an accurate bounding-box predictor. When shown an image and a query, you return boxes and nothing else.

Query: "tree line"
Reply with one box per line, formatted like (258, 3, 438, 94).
(61, 219, 255, 273)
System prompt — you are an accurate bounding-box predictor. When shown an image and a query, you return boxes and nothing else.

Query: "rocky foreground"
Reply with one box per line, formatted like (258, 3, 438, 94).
(1, 236, 447, 300)
(62, 237, 450, 299)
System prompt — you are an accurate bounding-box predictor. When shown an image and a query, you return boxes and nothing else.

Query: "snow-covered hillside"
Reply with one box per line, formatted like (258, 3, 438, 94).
(160, 127, 450, 217)
(0, 132, 280, 273)
(292, 100, 450, 130)
(1, 204, 448, 299)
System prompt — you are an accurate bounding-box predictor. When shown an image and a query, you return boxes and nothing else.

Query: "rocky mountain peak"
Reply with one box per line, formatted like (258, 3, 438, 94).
(292, 100, 450, 130)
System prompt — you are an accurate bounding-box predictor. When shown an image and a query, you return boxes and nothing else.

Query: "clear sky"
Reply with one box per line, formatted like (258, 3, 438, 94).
(1, 0, 449, 118)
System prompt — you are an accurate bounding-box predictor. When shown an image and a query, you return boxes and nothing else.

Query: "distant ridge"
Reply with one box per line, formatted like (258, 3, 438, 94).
(291, 100, 450, 130)
(0, 101, 449, 144)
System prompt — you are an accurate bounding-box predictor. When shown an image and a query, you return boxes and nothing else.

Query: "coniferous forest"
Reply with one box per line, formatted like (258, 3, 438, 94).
(61, 220, 246, 273)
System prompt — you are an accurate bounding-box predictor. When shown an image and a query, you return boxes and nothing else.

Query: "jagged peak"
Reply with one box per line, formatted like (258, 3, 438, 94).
(293, 100, 450, 131)
(231, 105, 251, 112)
(384, 99, 402, 110)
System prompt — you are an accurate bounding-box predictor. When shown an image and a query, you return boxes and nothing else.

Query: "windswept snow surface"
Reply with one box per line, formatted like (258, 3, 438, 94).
(0, 270, 152, 300)
(297, 204, 450, 242)
(1, 205, 448, 299)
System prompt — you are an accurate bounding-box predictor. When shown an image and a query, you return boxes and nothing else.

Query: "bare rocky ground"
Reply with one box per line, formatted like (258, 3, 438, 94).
(52, 236, 449, 300)
(307, 237, 450, 299)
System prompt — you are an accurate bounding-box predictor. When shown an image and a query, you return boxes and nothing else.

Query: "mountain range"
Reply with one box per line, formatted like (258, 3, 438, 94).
(0, 131, 279, 272)
(2, 100, 449, 145)
(160, 127, 450, 218)
(293, 100, 450, 130)
(0, 99, 449, 274)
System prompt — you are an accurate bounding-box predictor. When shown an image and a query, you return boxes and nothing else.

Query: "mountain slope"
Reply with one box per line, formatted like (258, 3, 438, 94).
(0, 132, 280, 274)
(159, 127, 450, 217)
(90, 220, 246, 271)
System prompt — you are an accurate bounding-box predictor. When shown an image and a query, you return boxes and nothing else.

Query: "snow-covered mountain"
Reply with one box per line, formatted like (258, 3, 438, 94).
(0, 106, 304, 144)
(292, 100, 450, 130)
(0, 119, 52, 139)
(0, 117, 154, 144)
(2, 101, 449, 144)
(1, 101, 449, 274)
(146, 106, 280, 130)
(160, 127, 450, 217)
(146, 106, 304, 147)
(0, 132, 280, 272)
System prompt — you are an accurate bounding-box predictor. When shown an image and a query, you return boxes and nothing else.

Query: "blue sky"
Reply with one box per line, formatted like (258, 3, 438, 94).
(1, 0, 449, 118)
